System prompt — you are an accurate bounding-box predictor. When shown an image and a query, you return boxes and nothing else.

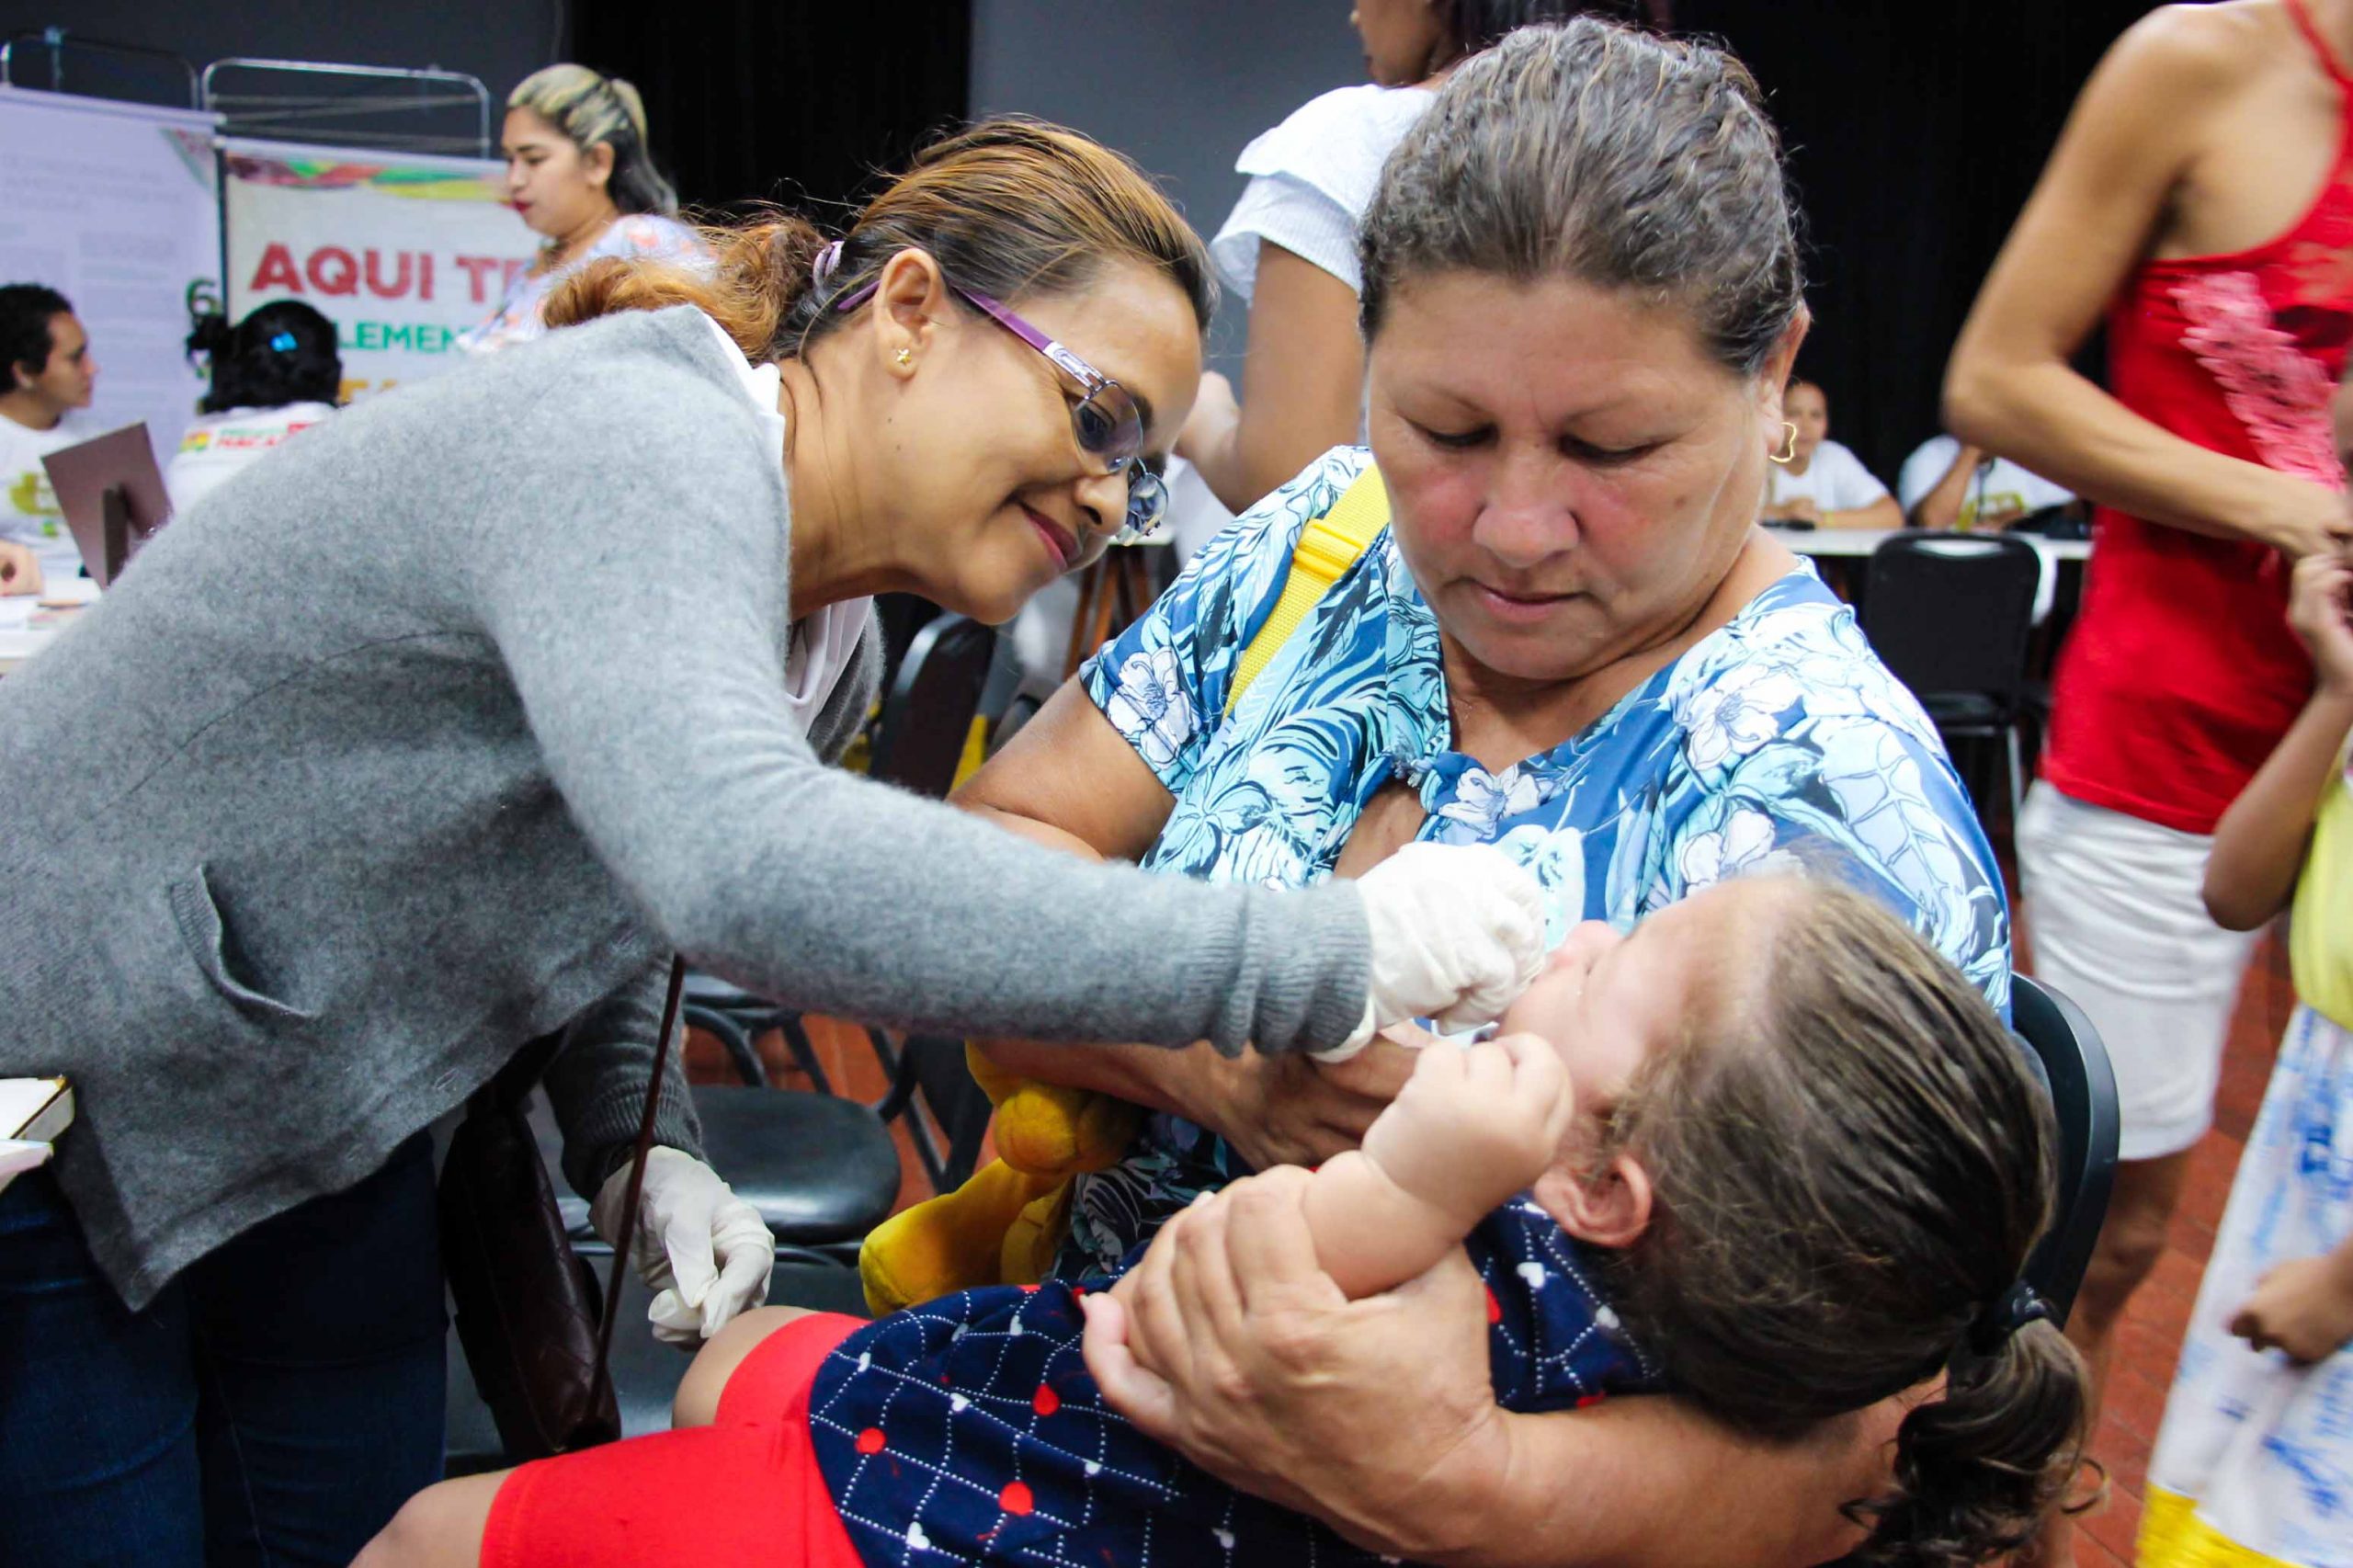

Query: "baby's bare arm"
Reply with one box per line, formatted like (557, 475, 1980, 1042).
(1299, 1037, 1575, 1300)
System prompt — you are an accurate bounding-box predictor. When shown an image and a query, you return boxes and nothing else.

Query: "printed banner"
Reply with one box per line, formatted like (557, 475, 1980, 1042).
(222, 138, 539, 400)
(0, 88, 220, 472)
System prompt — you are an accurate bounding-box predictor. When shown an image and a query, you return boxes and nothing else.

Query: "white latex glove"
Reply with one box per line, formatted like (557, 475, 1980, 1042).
(1321, 841, 1549, 1062)
(591, 1146, 774, 1346)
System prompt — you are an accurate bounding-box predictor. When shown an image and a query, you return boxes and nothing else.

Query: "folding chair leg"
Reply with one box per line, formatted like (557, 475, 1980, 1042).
(2005, 724, 2026, 832)
(775, 1014, 834, 1097)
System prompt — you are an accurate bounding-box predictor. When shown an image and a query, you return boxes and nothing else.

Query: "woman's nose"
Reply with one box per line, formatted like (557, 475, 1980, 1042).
(1074, 468, 1129, 540)
(1471, 449, 1577, 568)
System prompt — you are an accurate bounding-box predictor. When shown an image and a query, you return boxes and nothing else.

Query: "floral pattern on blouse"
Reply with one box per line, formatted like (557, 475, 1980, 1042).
(456, 212, 707, 355)
(1065, 446, 2012, 1276)
(2175, 270, 2348, 487)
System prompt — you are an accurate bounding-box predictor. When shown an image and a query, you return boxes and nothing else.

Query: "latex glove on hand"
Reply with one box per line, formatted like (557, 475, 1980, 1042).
(1323, 841, 1549, 1062)
(591, 1146, 774, 1346)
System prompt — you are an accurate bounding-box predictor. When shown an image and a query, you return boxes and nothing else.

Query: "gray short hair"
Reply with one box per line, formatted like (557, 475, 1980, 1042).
(509, 63, 679, 218)
(1359, 18, 1803, 377)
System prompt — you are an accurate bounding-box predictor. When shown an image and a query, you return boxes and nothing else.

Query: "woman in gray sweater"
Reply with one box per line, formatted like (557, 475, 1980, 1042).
(0, 121, 1542, 1567)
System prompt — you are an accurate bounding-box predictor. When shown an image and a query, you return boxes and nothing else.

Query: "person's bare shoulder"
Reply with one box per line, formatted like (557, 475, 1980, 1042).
(2122, 1, 2287, 92)
(2057, 3, 2266, 167)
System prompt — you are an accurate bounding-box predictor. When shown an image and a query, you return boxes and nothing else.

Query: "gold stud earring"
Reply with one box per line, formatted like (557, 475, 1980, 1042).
(1768, 421, 1798, 465)
(893, 347, 914, 369)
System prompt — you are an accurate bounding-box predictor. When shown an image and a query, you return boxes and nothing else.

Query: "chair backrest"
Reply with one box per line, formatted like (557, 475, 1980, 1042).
(867, 613, 997, 800)
(2010, 973, 2121, 1327)
(1860, 533, 2041, 708)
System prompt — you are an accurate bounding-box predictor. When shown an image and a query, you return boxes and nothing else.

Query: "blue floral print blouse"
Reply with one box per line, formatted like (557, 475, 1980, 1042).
(1070, 448, 2011, 1275)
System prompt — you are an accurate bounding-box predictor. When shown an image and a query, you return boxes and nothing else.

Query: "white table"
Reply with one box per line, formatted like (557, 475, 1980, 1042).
(1765, 524, 2088, 625)
(1765, 524, 2092, 562)
(0, 560, 97, 676)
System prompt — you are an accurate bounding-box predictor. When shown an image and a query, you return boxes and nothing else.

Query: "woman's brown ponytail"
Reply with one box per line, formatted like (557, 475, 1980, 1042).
(542, 217, 828, 362)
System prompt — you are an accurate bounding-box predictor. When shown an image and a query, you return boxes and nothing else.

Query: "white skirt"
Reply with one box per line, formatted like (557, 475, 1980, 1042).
(2143, 1003, 2353, 1566)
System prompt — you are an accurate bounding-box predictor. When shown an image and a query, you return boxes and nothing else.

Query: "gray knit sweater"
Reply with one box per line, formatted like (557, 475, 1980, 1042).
(0, 307, 1370, 1309)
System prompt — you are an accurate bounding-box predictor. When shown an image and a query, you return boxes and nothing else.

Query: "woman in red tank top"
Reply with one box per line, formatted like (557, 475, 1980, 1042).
(1947, 3, 2353, 1562)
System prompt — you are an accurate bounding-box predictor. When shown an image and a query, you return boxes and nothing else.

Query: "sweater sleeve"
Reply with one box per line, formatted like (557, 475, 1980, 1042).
(467, 324, 1370, 1058)
(541, 955, 705, 1199)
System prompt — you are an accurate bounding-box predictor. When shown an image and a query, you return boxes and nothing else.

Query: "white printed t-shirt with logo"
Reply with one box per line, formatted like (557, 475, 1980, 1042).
(1896, 435, 2076, 528)
(165, 403, 336, 516)
(0, 410, 93, 561)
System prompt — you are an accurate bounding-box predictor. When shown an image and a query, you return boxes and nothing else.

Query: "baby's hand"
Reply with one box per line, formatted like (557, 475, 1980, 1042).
(1358, 1035, 1574, 1229)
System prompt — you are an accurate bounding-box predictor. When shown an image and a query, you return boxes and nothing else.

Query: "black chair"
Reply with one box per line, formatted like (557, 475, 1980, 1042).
(526, 1078, 901, 1261)
(453, 1045, 993, 1475)
(2011, 973, 2121, 1327)
(868, 612, 1000, 797)
(1859, 533, 2042, 830)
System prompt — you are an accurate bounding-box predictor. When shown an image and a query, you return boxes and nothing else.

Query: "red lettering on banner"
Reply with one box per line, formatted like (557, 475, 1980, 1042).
(307, 247, 359, 297)
(364, 251, 414, 300)
(419, 252, 435, 302)
(454, 256, 503, 304)
(248, 244, 302, 295)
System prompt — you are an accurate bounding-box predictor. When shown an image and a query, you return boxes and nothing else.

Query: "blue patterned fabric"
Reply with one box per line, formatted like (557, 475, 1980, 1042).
(1067, 448, 2011, 1275)
(809, 1199, 1653, 1567)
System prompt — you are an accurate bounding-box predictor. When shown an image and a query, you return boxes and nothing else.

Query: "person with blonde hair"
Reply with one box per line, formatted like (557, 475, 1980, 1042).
(0, 119, 1544, 1565)
(460, 63, 702, 353)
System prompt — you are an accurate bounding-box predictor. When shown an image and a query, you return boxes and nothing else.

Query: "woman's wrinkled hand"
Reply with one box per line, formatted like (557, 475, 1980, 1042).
(1190, 1038, 1416, 1171)
(1082, 1166, 1505, 1560)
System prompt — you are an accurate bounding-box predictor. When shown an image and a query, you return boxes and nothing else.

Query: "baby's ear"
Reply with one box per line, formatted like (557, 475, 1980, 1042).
(1531, 1153, 1653, 1251)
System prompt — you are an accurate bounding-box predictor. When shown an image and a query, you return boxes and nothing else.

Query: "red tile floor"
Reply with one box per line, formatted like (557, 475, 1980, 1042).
(684, 894, 2300, 1568)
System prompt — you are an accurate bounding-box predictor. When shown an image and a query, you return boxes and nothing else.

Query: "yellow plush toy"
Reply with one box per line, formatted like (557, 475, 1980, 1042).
(858, 1044, 1139, 1314)
(858, 468, 1396, 1318)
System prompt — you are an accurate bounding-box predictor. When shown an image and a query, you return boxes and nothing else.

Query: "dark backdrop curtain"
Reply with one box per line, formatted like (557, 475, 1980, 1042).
(573, 3, 972, 217)
(1674, 1, 2150, 484)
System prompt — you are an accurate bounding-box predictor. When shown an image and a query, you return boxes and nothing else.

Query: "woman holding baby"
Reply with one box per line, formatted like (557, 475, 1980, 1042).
(364, 19, 2054, 1568)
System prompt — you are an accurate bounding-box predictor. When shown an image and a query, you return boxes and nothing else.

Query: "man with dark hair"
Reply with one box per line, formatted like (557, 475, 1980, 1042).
(0, 282, 97, 560)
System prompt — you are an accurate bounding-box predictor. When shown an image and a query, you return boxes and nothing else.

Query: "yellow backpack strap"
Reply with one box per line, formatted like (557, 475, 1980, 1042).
(1224, 465, 1391, 717)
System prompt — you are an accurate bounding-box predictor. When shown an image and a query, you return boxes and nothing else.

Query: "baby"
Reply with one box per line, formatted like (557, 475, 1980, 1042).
(366, 873, 2084, 1568)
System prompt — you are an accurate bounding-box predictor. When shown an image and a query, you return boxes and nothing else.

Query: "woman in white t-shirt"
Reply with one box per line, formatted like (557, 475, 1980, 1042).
(1759, 378, 1901, 528)
(1174, 1, 1626, 517)
(171, 301, 341, 516)
(0, 282, 97, 567)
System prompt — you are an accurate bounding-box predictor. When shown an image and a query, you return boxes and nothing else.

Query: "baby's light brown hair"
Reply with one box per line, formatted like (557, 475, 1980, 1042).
(1597, 876, 2085, 1567)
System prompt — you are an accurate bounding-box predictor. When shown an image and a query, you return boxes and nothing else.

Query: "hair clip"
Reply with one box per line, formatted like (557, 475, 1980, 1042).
(812, 240, 845, 290)
(268, 331, 299, 353)
(1966, 1279, 2052, 1356)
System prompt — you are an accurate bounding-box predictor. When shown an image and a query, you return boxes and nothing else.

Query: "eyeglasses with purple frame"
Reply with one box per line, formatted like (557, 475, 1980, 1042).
(833, 277, 1168, 541)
